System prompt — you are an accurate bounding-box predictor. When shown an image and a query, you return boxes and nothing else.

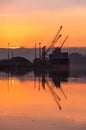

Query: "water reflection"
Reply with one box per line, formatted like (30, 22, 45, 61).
(0, 70, 86, 130)
(0, 70, 69, 110)
(33, 70, 69, 110)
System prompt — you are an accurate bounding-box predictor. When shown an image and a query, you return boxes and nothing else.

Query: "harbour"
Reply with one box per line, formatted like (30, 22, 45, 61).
(0, 0, 86, 129)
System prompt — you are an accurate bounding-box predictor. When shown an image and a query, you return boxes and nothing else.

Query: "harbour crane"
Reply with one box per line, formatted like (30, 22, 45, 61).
(45, 26, 62, 54)
(42, 26, 62, 63)
(46, 34, 61, 54)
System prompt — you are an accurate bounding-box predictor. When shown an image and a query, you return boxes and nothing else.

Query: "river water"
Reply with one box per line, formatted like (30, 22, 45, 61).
(0, 70, 86, 130)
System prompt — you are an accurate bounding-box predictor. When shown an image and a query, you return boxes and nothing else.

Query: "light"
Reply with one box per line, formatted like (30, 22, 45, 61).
(11, 46, 20, 49)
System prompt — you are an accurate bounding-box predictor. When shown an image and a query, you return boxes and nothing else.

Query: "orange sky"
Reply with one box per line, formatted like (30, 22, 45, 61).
(0, 0, 86, 48)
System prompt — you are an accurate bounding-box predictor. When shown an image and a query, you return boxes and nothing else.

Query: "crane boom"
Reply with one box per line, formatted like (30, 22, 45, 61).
(45, 26, 63, 55)
(46, 34, 61, 54)
(60, 36, 68, 48)
(52, 26, 62, 43)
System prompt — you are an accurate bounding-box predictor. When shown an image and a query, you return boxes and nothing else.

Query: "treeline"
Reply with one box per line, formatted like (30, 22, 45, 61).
(69, 53, 86, 77)
(69, 53, 86, 65)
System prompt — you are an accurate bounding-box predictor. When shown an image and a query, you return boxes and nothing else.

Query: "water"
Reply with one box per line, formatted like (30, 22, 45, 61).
(0, 70, 86, 130)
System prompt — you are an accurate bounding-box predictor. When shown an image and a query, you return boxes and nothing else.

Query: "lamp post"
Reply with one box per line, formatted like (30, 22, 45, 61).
(35, 43, 37, 59)
(39, 42, 41, 59)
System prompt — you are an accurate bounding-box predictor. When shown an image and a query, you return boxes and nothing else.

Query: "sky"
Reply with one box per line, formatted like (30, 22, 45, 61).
(0, 0, 86, 48)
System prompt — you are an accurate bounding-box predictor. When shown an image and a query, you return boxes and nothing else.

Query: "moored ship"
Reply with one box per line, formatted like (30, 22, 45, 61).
(33, 26, 70, 73)
(48, 47, 70, 72)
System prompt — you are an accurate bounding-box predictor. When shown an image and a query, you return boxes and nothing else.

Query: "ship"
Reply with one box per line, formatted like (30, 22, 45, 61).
(33, 26, 70, 73)
(48, 47, 70, 72)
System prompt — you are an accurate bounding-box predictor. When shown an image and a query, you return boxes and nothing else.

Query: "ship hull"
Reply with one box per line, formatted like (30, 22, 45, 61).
(33, 62, 70, 74)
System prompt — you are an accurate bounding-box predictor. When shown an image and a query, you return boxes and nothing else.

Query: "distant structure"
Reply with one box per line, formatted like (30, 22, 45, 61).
(33, 26, 70, 73)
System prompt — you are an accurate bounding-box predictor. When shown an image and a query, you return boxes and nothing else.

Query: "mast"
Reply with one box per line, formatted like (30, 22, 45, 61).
(8, 43, 10, 60)
(35, 43, 37, 59)
(39, 42, 41, 59)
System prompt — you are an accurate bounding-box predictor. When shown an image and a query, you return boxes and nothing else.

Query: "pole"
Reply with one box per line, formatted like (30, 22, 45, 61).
(39, 42, 41, 59)
(35, 43, 37, 59)
(8, 43, 10, 60)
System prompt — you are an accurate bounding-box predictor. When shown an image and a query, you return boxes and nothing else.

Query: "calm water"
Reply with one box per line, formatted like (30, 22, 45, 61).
(0, 70, 86, 130)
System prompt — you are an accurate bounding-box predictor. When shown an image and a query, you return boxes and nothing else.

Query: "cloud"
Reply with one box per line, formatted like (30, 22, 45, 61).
(0, 0, 86, 14)
(0, 0, 13, 5)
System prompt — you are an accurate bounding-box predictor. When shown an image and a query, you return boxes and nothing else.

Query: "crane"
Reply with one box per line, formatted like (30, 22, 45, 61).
(45, 34, 61, 54)
(41, 26, 62, 62)
(46, 26, 62, 54)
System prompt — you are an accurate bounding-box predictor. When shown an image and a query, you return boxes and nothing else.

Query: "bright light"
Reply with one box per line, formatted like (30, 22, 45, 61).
(11, 46, 20, 49)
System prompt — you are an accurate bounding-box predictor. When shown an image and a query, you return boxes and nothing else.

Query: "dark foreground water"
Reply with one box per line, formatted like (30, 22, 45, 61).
(0, 70, 86, 130)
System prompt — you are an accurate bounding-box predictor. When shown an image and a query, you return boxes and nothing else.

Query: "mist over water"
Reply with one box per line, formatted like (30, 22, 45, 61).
(0, 47, 86, 62)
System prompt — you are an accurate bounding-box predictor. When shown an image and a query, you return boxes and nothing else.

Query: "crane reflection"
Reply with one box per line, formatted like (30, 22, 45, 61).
(33, 70, 69, 110)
